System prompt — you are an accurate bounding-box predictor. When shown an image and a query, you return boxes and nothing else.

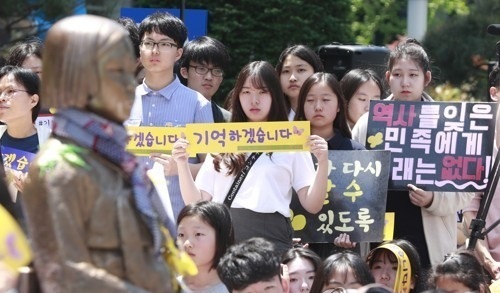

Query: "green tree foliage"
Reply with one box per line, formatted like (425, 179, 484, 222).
(423, 0, 500, 100)
(0, 0, 80, 55)
(351, 0, 407, 45)
(427, 0, 469, 27)
(137, 0, 354, 103)
(133, 0, 481, 101)
(351, 0, 469, 46)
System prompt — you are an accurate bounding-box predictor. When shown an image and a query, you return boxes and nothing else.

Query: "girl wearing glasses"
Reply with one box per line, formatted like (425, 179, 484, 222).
(0, 66, 49, 201)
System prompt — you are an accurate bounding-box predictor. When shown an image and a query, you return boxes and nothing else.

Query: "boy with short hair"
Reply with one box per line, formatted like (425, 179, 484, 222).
(180, 36, 231, 122)
(129, 12, 213, 233)
(217, 237, 289, 293)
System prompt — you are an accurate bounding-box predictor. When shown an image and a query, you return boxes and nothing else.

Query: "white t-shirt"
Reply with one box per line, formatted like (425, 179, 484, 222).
(196, 152, 315, 217)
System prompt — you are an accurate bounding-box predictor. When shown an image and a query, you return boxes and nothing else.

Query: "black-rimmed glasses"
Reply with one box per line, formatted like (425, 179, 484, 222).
(189, 65, 224, 77)
(140, 41, 178, 51)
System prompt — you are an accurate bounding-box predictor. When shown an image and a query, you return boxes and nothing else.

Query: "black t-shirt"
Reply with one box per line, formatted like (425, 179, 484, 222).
(0, 131, 39, 231)
(385, 189, 431, 269)
(1, 131, 39, 154)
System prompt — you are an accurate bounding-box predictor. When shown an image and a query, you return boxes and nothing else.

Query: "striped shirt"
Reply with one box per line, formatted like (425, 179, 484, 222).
(130, 76, 213, 231)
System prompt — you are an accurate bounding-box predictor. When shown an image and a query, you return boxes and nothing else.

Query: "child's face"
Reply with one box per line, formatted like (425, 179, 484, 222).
(235, 275, 287, 293)
(323, 268, 363, 290)
(239, 77, 272, 122)
(181, 61, 224, 100)
(139, 31, 182, 75)
(385, 57, 431, 102)
(280, 54, 315, 103)
(347, 79, 381, 126)
(287, 257, 316, 293)
(88, 37, 136, 123)
(177, 215, 217, 270)
(303, 82, 339, 133)
(370, 251, 397, 290)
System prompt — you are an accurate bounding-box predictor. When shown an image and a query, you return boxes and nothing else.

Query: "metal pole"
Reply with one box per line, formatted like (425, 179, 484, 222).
(407, 0, 428, 41)
(180, 0, 186, 22)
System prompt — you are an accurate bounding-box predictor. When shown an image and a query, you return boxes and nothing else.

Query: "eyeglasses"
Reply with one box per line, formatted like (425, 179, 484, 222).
(189, 65, 224, 77)
(0, 88, 29, 99)
(140, 40, 178, 51)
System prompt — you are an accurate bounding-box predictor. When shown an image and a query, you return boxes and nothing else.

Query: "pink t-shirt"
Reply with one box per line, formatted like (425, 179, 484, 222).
(463, 143, 500, 261)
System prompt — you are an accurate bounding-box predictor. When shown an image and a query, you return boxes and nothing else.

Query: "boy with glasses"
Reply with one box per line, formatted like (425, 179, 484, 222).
(179, 36, 231, 122)
(129, 12, 213, 235)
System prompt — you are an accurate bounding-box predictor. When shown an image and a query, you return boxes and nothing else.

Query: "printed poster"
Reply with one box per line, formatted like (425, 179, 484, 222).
(291, 150, 391, 243)
(366, 100, 497, 191)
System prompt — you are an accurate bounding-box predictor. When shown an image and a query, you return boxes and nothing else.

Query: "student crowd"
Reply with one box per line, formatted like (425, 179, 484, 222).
(0, 10, 499, 293)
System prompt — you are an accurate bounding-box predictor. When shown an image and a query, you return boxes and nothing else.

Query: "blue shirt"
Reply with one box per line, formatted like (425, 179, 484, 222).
(0, 132, 39, 154)
(130, 76, 214, 228)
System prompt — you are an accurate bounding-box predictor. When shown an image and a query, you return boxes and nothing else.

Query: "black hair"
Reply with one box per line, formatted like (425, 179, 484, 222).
(310, 250, 374, 293)
(340, 68, 384, 103)
(276, 44, 324, 112)
(116, 17, 140, 59)
(276, 44, 324, 76)
(387, 38, 431, 73)
(176, 201, 234, 270)
(180, 36, 230, 71)
(367, 239, 427, 293)
(430, 249, 490, 293)
(7, 37, 43, 67)
(0, 65, 41, 122)
(217, 237, 281, 291)
(281, 246, 322, 270)
(230, 61, 288, 123)
(138, 11, 187, 48)
(295, 72, 352, 139)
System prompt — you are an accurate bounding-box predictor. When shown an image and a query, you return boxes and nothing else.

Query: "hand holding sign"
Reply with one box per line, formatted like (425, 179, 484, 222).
(171, 134, 190, 165)
(408, 184, 434, 208)
(308, 135, 328, 163)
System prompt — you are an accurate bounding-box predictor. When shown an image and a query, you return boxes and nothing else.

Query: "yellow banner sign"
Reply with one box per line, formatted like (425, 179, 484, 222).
(187, 121, 310, 154)
(0, 205, 32, 270)
(126, 126, 185, 155)
(383, 212, 395, 241)
(127, 121, 311, 155)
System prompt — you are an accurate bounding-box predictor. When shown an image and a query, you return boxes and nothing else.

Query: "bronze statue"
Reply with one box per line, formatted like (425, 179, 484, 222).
(21, 15, 173, 292)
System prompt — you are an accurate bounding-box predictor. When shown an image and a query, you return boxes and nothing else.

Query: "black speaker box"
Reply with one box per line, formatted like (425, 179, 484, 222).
(317, 43, 390, 80)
